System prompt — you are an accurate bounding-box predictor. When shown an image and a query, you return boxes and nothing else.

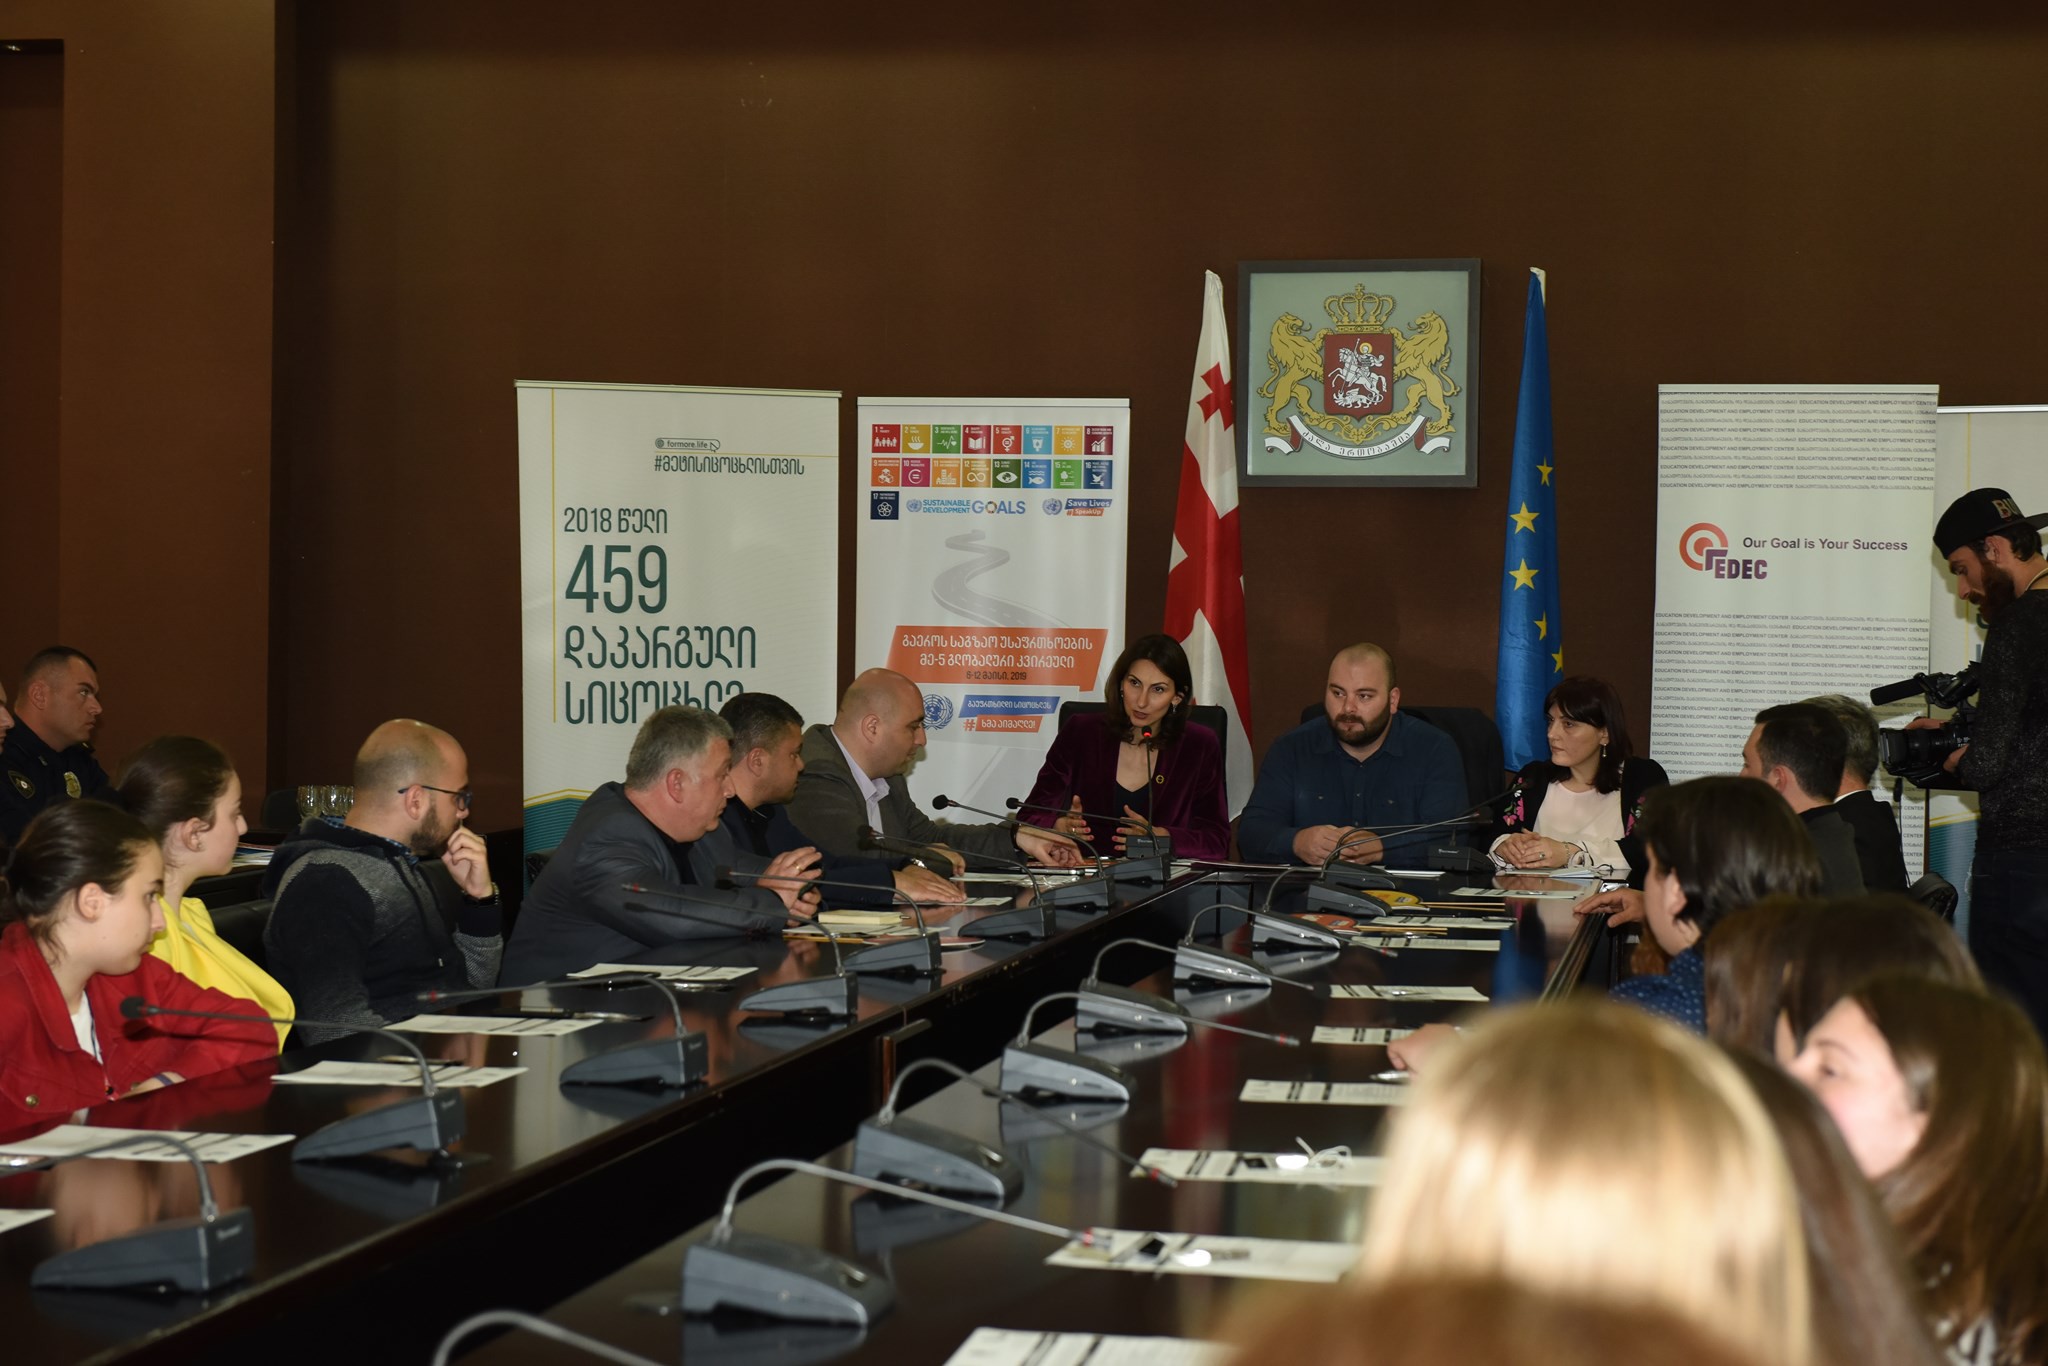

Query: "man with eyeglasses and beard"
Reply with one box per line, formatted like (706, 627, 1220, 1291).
(263, 719, 501, 1042)
(1238, 643, 1466, 866)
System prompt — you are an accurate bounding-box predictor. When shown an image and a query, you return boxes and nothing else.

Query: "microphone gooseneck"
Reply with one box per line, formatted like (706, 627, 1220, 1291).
(720, 867, 931, 937)
(420, 968, 687, 1038)
(2, 1132, 224, 1222)
(877, 1056, 1175, 1184)
(934, 793, 1099, 861)
(713, 1158, 1085, 1243)
(123, 998, 442, 1097)
(860, 824, 1030, 873)
(430, 1310, 664, 1366)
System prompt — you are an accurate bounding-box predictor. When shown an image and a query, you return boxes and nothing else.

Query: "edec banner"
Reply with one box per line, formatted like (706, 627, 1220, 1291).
(516, 381, 839, 856)
(856, 398, 1132, 809)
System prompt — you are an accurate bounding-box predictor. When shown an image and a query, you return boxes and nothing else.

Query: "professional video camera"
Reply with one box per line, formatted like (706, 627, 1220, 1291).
(1869, 664, 1979, 788)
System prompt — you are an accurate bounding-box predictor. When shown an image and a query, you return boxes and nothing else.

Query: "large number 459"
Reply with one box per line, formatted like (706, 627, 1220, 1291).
(564, 543, 667, 613)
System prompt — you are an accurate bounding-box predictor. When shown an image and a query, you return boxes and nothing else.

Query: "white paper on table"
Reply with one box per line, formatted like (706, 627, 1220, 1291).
(0, 1209, 54, 1235)
(1135, 1148, 1385, 1188)
(1310, 1026, 1412, 1046)
(387, 1013, 602, 1037)
(1240, 1079, 1410, 1107)
(272, 1062, 525, 1088)
(1366, 914, 1513, 931)
(1329, 984, 1487, 1002)
(1452, 885, 1582, 901)
(944, 1327, 1229, 1366)
(1351, 935, 1501, 952)
(566, 963, 755, 981)
(0, 1125, 295, 1165)
(963, 895, 1018, 907)
(1377, 868, 1444, 879)
(1046, 1227, 1355, 1283)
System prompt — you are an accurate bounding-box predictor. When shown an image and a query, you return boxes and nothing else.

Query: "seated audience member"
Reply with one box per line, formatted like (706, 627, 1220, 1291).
(1742, 702, 1865, 895)
(784, 668, 1081, 869)
(0, 803, 275, 1117)
(1806, 693, 1911, 893)
(1776, 894, 1982, 1057)
(1704, 897, 1825, 1057)
(116, 737, 293, 1049)
(1359, 1001, 1813, 1366)
(502, 706, 815, 984)
(1723, 1051, 1947, 1366)
(262, 720, 501, 1042)
(1221, 1278, 1763, 1366)
(1017, 634, 1228, 860)
(0, 647, 111, 845)
(1788, 978, 2048, 1364)
(1237, 643, 1465, 867)
(1489, 675, 1668, 882)
(717, 692, 960, 906)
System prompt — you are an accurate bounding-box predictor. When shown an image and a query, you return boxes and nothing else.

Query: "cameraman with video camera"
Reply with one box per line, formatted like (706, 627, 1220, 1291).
(1921, 488, 2048, 1036)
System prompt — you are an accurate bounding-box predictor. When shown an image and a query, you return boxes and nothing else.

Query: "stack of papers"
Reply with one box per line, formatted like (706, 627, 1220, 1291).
(273, 1061, 525, 1089)
(0, 1125, 295, 1164)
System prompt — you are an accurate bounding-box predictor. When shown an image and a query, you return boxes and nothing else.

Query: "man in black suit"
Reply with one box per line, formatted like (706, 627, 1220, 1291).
(1805, 693, 1911, 893)
(1740, 703, 1865, 896)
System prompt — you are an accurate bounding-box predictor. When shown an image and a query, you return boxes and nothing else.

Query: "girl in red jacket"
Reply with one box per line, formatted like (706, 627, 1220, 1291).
(0, 802, 276, 1119)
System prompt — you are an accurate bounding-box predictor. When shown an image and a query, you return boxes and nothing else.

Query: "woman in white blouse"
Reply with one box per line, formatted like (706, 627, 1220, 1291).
(1490, 677, 1668, 884)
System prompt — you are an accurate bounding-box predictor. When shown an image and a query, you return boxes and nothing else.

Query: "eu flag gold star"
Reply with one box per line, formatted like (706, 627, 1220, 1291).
(1552, 647, 1565, 672)
(1536, 461, 1554, 486)
(1510, 503, 1539, 533)
(1535, 613, 1549, 640)
(1509, 560, 1539, 590)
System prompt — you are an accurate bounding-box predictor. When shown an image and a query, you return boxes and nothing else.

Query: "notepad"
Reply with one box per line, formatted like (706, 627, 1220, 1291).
(0, 1210, 53, 1235)
(566, 963, 755, 982)
(388, 1013, 603, 1037)
(1310, 1026, 1412, 1046)
(1240, 1079, 1410, 1107)
(1135, 1148, 1385, 1188)
(0, 1125, 295, 1165)
(1329, 984, 1487, 1002)
(272, 1062, 525, 1088)
(817, 909, 906, 928)
(945, 1327, 1227, 1366)
(1047, 1228, 1356, 1283)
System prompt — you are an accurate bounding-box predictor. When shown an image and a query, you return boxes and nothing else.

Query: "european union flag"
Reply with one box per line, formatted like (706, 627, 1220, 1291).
(1495, 270, 1561, 772)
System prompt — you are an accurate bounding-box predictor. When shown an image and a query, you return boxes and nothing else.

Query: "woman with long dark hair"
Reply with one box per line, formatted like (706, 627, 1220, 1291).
(1017, 633, 1229, 859)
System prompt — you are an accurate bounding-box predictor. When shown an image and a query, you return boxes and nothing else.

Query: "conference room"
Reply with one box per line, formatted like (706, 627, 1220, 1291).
(3, 6, 2045, 1364)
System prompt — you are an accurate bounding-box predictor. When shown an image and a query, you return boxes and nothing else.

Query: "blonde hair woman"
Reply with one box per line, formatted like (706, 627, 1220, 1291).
(1359, 1001, 1812, 1366)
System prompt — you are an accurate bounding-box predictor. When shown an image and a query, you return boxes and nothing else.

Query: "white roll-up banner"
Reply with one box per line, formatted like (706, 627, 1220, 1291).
(516, 381, 839, 856)
(855, 398, 1131, 808)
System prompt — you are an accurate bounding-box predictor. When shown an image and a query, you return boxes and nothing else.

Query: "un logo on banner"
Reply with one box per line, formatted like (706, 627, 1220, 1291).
(870, 491, 898, 520)
(923, 694, 955, 730)
(1043, 498, 1063, 515)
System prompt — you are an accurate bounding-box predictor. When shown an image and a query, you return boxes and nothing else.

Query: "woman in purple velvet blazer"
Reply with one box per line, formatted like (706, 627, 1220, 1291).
(1019, 634, 1230, 860)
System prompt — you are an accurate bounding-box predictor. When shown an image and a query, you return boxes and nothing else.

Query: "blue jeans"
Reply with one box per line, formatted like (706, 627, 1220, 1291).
(1969, 847, 2048, 1042)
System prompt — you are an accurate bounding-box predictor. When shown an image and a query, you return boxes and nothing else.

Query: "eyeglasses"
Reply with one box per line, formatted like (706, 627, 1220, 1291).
(403, 783, 472, 809)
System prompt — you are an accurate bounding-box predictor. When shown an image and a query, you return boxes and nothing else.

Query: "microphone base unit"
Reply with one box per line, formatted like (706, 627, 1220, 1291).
(293, 1089, 466, 1163)
(850, 1116, 1022, 1202)
(1037, 876, 1114, 911)
(1305, 880, 1398, 918)
(844, 932, 945, 977)
(1427, 844, 1494, 874)
(742, 974, 860, 1019)
(30, 1209, 256, 1293)
(1107, 853, 1171, 887)
(1122, 832, 1173, 861)
(1254, 946, 1342, 976)
(682, 1230, 894, 1326)
(1075, 982, 1191, 1036)
(1247, 911, 1346, 951)
(1172, 943, 1276, 991)
(1322, 862, 1398, 891)
(967, 902, 1057, 941)
(561, 1033, 710, 1089)
(998, 1042, 1134, 1103)
(1074, 1030, 1187, 1068)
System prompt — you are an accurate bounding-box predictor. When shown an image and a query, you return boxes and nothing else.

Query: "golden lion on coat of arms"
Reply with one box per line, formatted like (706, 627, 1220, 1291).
(1258, 293, 1460, 445)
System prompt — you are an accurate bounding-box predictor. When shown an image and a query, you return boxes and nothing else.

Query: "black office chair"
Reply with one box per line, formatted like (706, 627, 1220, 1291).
(1296, 700, 1507, 810)
(209, 899, 273, 970)
(259, 788, 302, 832)
(1908, 871, 1959, 924)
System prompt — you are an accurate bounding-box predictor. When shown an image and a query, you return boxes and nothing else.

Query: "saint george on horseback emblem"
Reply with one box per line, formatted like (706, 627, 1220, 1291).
(1257, 284, 1461, 462)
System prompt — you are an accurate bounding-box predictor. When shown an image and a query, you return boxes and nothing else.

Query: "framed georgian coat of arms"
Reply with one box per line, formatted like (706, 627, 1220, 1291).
(1236, 258, 1480, 487)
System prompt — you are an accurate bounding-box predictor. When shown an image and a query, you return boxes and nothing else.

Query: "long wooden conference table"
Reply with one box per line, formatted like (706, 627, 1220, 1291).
(1, 864, 1603, 1364)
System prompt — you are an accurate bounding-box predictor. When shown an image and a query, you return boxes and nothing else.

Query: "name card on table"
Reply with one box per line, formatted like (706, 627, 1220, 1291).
(388, 1014, 604, 1038)
(1310, 1026, 1412, 1046)
(1329, 984, 1487, 1002)
(945, 1327, 1227, 1366)
(1135, 1147, 1386, 1188)
(1047, 1227, 1357, 1283)
(1350, 935, 1501, 952)
(1241, 1079, 1410, 1107)
(566, 963, 756, 982)
(273, 1062, 526, 1089)
(0, 1210, 53, 1236)
(0, 1125, 295, 1165)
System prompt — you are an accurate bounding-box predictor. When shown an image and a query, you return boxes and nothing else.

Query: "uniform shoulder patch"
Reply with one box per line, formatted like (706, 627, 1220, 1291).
(8, 770, 33, 798)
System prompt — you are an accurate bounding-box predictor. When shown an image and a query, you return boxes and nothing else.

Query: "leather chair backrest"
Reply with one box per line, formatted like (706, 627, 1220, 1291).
(1296, 700, 1508, 808)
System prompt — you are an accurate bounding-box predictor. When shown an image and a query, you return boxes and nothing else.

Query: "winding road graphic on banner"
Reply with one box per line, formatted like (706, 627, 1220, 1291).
(933, 530, 1066, 628)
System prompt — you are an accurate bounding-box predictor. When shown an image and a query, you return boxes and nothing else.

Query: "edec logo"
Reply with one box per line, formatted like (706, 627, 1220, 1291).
(1679, 522, 1767, 579)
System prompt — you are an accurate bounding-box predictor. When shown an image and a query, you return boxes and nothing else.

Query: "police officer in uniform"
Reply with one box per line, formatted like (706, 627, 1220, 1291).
(0, 647, 109, 845)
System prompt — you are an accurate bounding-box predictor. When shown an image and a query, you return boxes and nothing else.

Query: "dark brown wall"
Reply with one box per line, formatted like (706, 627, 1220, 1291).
(0, 46, 62, 661)
(0, 1, 274, 784)
(267, 7, 2048, 818)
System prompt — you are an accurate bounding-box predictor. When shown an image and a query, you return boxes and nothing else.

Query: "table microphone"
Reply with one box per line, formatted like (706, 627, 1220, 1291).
(718, 868, 941, 976)
(1002, 796, 1167, 883)
(862, 824, 1107, 915)
(1075, 937, 1309, 1040)
(619, 883, 859, 1018)
(996, 991, 1137, 1101)
(120, 999, 462, 1162)
(431, 1309, 662, 1366)
(1175, 905, 1321, 990)
(932, 793, 1102, 863)
(7, 1132, 252, 1292)
(853, 1055, 1175, 1201)
(854, 826, 963, 873)
(417, 972, 707, 1088)
(684, 1157, 1088, 1326)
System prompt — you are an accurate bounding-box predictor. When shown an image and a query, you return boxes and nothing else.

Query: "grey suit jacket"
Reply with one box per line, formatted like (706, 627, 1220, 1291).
(784, 724, 1020, 864)
(499, 781, 784, 984)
